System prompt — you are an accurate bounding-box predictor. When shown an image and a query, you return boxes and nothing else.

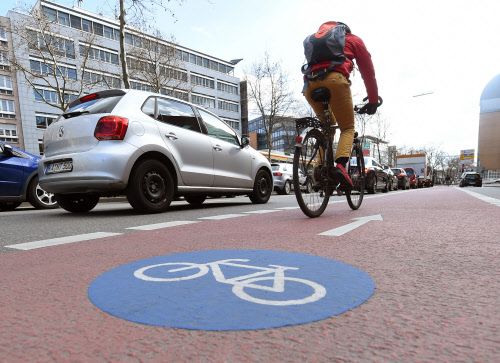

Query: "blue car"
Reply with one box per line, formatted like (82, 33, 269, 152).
(0, 142, 58, 211)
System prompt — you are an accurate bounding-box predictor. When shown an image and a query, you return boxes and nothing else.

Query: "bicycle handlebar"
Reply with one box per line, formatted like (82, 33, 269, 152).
(354, 96, 383, 114)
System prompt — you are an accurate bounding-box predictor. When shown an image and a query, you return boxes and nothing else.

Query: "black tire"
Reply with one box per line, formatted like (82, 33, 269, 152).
(27, 176, 58, 209)
(249, 169, 272, 204)
(293, 129, 331, 218)
(55, 193, 99, 213)
(127, 159, 174, 213)
(184, 194, 207, 206)
(283, 181, 291, 195)
(367, 174, 376, 194)
(382, 179, 389, 193)
(0, 202, 22, 211)
(346, 144, 365, 210)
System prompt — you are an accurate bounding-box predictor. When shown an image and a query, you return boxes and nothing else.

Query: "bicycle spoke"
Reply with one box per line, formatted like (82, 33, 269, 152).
(345, 143, 365, 210)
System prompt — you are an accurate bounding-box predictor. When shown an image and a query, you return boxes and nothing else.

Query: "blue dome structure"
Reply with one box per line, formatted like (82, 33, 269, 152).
(479, 75, 500, 170)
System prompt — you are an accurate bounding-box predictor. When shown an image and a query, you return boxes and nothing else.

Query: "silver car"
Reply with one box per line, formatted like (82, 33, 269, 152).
(39, 89, 273, 213)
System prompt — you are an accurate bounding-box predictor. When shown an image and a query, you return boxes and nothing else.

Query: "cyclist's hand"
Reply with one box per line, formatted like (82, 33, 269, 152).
(358, 103, 379, 115)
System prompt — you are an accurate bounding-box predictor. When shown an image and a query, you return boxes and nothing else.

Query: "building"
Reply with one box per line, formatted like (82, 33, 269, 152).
(0, 17, 23, 148)
(4, 0, 242, 155)
(248, 115, 296, 154)
(478, 73, 500, 179)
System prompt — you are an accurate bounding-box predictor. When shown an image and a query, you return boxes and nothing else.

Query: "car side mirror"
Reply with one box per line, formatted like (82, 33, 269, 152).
(240, 136, 250, 148)
(2, 144, 13, 156)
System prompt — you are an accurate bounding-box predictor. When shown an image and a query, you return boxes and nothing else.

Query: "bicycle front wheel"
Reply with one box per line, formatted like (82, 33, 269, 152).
(293, 129, 331, 218)
(346, 142, 365, 210)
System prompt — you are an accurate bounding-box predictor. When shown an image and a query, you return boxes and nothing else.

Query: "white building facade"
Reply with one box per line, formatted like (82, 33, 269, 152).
(6, 0, 241, 155)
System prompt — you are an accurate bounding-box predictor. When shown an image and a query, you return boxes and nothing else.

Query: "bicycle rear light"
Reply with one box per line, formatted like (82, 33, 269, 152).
(295, 135, 303, 144)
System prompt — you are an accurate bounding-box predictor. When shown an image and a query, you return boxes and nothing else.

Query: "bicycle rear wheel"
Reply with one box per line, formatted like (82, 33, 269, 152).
(293, 129, 331, 218)
(345, 141, 365, 210)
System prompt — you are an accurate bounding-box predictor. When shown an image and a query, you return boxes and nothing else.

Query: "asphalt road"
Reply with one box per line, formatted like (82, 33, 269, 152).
(0, 186, 499, 362)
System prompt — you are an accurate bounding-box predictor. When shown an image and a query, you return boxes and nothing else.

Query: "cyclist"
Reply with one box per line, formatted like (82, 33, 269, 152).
(301, 21, 380, 189)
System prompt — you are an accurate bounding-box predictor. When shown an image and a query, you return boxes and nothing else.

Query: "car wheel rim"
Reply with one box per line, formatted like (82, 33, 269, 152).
(142, 171, 166, 203)
(36, 184, 57, 206)
(257, 176, 269, 197)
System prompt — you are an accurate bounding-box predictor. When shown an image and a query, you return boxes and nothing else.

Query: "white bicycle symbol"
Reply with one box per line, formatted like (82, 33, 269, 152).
(133, 258, 327, 306)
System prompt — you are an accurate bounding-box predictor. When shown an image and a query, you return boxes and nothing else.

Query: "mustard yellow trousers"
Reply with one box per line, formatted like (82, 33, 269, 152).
(304, 71, 354, 160)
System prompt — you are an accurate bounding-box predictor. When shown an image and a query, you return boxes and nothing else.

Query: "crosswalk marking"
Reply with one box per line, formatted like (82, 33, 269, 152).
(5, 232, 122, 250)
(127, 221, 199, 230)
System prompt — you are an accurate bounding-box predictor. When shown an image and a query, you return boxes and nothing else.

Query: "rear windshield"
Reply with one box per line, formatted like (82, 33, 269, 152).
(391, 169, 400, 174)
(404, 169, 414, 175)
(271, 164, 280, 171)
(65, 95, 123, 116)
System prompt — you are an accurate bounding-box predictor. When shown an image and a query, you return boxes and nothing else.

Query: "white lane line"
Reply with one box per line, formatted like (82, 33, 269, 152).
(457, 188, 500, 207)
(243, 210, 282, 214)
(275, 206, 300, 210)
(127, 220, 199, 230)
(198, 213, 249, 220)
(5, 232, 122, 251)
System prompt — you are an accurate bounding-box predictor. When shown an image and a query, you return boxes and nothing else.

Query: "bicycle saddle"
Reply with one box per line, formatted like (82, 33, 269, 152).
(311, 87, 331, 103)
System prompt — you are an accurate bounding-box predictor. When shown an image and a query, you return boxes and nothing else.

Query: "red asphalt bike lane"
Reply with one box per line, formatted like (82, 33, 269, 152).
(0, 187, 498, 362)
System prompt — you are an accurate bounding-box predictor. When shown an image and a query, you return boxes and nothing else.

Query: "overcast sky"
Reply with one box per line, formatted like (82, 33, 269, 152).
(2, 0, 500, 156)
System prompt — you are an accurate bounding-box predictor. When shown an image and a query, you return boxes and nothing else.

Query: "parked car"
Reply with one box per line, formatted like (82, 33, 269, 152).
(459, 172, 482, 187)
(404, 167, 418, 189)
(383, 166, 399, 191)
(350, 156, 389, 194)
(391, 167, 410, 189)
(417, 175, 426, 188)
(39, 89, 273, 213)
(272, 163, 293, 195)
(0, 142, 58, 211)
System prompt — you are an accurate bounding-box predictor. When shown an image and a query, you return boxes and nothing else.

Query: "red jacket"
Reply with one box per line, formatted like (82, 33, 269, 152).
(311, 31, 379, 104)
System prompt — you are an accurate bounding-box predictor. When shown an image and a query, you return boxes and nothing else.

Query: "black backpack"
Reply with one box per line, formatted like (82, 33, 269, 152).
(302, 23, 347, 74)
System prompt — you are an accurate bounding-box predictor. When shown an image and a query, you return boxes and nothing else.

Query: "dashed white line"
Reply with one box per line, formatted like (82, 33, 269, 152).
(127, 221, 199, 230)
(243, 210, 282, 214)
(5, 232, 122, 251)
(275, 206, 300, 210)
(198, 213, 249, 220)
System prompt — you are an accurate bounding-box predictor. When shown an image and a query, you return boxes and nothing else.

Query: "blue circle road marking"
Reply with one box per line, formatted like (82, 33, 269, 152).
(88, 250, 375, 330)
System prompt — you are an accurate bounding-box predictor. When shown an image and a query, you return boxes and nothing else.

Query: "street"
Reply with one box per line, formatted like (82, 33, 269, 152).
(0, 186, 499, 361)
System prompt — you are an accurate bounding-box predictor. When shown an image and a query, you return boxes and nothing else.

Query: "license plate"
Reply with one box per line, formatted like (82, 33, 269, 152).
(46, 160, 73, 174)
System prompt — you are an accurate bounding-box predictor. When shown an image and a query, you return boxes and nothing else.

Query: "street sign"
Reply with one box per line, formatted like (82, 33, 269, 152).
(88, 250, 375, 330)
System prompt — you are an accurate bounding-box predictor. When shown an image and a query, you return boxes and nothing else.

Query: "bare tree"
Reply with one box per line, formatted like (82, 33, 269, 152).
(126, 29, 189, 95)
(246, 52, 295, 160)
(9, 7, 97, 111)
(117, 0, 184, 88)
(370, 113, 390, 164)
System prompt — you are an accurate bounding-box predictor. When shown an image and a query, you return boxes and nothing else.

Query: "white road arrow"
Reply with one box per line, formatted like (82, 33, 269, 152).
(318, 214, 383, 237)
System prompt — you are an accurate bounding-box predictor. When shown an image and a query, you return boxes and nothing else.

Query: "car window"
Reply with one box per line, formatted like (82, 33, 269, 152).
(198, 108, 239, 146)
(405, 169, 414, 175)
(65, 90, 125, 117)
(156, 97, 201, 133)
(271, 164, 280, 171)
(141, 97, 156, 119)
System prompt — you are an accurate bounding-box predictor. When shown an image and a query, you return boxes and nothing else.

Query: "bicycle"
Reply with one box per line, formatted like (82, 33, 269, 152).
(133, 258, 326, 306)
(293, 87, 383, 218)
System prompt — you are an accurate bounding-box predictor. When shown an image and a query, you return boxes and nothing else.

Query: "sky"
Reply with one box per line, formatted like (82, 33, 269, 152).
(2, 0, 500, 156)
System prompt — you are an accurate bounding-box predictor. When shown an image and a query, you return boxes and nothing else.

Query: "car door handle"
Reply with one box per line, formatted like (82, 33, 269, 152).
(165, 132, 178, 140)
(213, 144, 223, 151)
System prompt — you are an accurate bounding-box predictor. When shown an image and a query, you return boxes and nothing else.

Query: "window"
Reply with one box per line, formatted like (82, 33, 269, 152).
(217, 82, 238, 95)
(83, 70, 121, 88)
(0, 50, 9, 65)
(222, 118, 241, 131)
(42, 6, 57, 22)
(80, 45, 119, 65)
(35, 113, 57, 129)
(218, 99, 239, 112)
(0, 124, 18, 142)
(156, 97, 200, 133)
(161, 88, 189, 102)
(70, 15, 82, 30)
(198, 108, 238, 145)
(103, 26, 113, 39)
(82, 19, 92, 33)
(93, 22, 104, 37)
(30, 59, 77, 80)
(130, 80, 153, 92)
(0, 75, 13, 91)
(191, 74, 215, 89)
(0, 98, 14, 113)
(57, 11, 70, 27)
(191, 94, 215, 109)
(33, 88, 77, 105)
(0, 27, 7, 41)
(141, 97, 156, 118)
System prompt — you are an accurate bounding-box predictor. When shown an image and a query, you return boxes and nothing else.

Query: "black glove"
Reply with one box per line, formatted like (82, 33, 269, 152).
(358, 103, 379, 115)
